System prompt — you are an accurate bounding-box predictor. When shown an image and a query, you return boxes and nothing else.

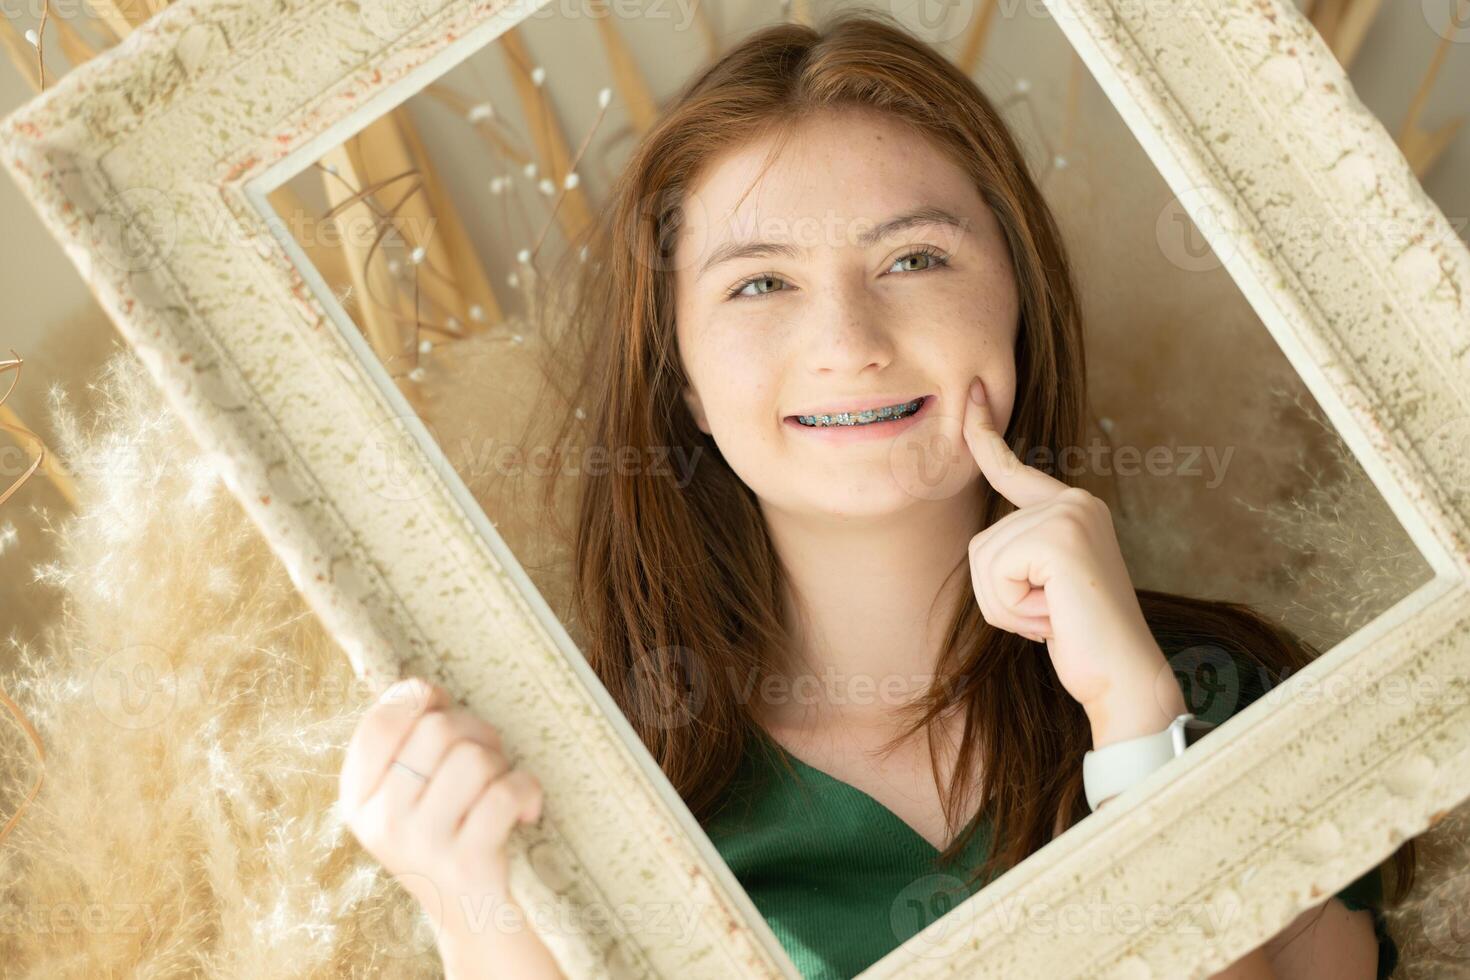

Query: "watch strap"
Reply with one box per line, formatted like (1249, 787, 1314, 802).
(1083, 713, 1193, 811)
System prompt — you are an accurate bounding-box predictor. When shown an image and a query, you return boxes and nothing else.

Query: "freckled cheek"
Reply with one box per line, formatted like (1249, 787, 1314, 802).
(696, 339, 784, 441)
(938, 297, 1015, 365)
(920, 310, 993, 371)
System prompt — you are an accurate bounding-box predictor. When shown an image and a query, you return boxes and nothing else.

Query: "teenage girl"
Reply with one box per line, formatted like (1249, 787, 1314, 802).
(337, 11, 1415, 979)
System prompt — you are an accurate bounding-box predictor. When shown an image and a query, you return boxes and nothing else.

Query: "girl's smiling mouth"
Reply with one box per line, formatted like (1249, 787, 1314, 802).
(783, 394, 935, 442)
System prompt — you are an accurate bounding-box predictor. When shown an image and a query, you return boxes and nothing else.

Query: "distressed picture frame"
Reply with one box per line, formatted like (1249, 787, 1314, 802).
(2, 0, 1467, 976)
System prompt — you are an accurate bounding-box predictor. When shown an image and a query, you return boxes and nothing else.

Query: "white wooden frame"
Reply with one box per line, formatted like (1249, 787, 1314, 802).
(3, 0, 1468, 976)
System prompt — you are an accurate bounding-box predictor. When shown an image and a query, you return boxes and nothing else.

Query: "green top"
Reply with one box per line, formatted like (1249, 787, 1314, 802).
(704, 728, 1396, 980)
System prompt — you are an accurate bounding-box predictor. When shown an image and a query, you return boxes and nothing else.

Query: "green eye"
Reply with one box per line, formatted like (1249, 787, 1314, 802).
(727, 274, 786, 300)
(892, 246, 949, 273)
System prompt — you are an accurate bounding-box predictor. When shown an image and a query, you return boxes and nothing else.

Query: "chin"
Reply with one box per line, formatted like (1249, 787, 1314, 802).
(796, 486, 920, 522)
(733, 454, 927, 518)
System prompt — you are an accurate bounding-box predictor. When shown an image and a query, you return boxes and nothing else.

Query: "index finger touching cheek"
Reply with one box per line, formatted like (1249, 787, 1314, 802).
(962, 376, 1066, 508)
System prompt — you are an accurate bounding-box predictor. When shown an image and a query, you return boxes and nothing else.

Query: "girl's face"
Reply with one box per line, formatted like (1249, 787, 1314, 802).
(672, 108, 1021, 520)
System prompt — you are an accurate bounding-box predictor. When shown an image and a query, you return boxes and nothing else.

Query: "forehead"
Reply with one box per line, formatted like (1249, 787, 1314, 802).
(674, 109, 983, 260)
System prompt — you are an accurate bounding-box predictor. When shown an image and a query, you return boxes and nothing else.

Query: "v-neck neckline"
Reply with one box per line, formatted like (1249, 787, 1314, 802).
(749, 726, 985, 857)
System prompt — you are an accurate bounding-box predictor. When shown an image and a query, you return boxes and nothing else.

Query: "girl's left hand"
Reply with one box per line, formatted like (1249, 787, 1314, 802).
(961, 375, 1181, 738)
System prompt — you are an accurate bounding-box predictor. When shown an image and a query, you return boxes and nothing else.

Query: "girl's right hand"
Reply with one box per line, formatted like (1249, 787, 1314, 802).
(337, 676, 546, 936)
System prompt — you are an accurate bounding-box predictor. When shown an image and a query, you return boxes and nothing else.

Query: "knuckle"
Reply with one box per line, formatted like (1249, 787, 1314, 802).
(1059, 486, 1095, 508)
(442, 707, 502, 752)
(1053, 499, 1094, 537)
(414, 709, 456, 749)
(1078, 488, 1109, 515)
(450, 739, 501, 781)
(479, 774, 519, 815)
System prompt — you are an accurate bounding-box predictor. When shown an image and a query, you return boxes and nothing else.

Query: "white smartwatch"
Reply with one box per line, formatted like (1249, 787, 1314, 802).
(1083, 712, 1215, 811)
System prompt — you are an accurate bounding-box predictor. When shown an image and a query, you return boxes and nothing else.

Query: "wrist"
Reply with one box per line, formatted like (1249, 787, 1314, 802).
(1085, 656, 1186, 749)
(436, 892, 564, 980)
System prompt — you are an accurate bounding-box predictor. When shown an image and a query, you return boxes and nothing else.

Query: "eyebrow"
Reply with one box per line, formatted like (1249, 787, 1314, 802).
(695, 205, 974, 280)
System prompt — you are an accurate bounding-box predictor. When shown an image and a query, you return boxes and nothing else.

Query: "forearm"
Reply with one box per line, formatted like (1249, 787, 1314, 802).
(438, 894, 565, 980)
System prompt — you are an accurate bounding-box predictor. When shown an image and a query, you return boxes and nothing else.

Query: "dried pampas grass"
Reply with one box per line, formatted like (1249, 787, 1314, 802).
(0, 345, 442, 977)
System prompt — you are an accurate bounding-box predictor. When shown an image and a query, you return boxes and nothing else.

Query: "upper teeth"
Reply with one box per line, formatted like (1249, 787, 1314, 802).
(796, 398, 923, 427)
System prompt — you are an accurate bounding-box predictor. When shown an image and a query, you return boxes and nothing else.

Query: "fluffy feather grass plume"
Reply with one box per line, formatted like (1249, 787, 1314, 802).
(0, 347, 442, 977)
(1231, 384, 1437, 649)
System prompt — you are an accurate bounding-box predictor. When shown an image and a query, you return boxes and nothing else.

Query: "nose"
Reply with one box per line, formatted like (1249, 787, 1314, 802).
(798, 273, 898, 375)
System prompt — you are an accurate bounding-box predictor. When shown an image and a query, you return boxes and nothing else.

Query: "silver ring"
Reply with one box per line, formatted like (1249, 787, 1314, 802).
(391, 759, 429, 781)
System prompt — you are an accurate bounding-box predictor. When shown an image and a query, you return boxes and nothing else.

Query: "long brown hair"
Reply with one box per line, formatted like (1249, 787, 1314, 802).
(520, 7, 1416, 905)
